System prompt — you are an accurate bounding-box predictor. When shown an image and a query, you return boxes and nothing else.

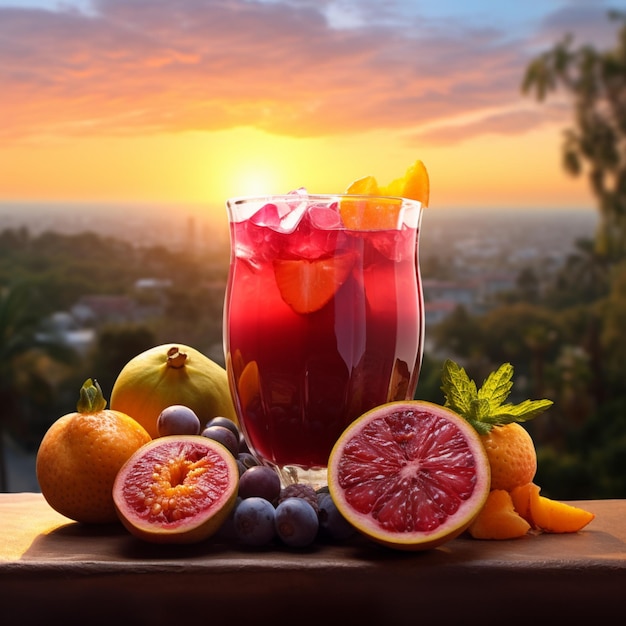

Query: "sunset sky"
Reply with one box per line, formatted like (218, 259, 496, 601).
(0, 0, 623, 226)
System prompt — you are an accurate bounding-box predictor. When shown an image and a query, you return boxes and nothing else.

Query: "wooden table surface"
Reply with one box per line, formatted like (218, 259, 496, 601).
(1, 493, 624, 625)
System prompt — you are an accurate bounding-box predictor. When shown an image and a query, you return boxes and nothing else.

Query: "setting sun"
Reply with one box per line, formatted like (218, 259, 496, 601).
(0, 0, 616, 218)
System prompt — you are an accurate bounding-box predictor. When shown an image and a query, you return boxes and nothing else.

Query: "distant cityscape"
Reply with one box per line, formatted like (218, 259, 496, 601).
(1, 200, 597, 261)
(1, 201, 599, 337)
(0, 201, 230, 254)
(419, 207, 598, 342)
(0, 201, 599, 492)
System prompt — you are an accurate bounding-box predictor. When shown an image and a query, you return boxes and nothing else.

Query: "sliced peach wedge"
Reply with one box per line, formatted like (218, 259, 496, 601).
(509, 481, 540, 528)
(511, 482, 595, 533)
(468, 489, 531, 540)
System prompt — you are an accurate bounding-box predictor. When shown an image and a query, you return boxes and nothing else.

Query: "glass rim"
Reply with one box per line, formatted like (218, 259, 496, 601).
(226, 193, 423, 208)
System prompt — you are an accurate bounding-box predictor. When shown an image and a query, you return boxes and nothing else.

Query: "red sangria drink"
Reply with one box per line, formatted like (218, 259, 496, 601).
(224, 191, 424, 487)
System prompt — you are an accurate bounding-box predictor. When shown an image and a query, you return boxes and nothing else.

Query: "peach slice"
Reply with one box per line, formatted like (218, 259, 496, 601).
(512, 482, 595, 533)
(510, 481, 540, 528)
(529, 488, 595, 533)
(468, 489, 531, 540)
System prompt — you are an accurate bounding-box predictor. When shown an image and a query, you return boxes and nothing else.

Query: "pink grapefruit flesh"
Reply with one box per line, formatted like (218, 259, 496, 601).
(327, 400, 491, 550)
(113, 435, 239, 544)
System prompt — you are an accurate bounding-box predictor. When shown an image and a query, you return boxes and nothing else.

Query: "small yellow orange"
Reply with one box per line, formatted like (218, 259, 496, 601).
(480, 422, 537, 492)
(36, 379, 151, 524)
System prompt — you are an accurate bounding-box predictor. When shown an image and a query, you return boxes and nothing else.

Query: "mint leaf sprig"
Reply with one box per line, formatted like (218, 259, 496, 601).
(441, 359, 553, 435)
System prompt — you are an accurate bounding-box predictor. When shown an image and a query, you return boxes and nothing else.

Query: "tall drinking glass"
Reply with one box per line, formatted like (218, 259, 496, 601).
(223, 192, 424, 488)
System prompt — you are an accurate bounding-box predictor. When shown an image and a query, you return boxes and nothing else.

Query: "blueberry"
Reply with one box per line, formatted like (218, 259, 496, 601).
(234, 497, 276, 546)
(274, 497, 319, 547)
(317, 493, 356, 541)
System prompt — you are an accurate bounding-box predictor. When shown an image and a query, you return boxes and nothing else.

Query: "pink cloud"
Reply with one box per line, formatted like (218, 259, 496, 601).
(410, 106, 569, 146)
(0, 0, 619, 143)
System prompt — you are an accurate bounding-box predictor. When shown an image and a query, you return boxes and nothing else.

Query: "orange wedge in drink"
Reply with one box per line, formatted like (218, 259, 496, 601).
(340, 159, 429, 230)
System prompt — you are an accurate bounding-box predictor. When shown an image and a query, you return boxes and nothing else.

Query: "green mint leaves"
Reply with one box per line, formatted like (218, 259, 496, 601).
(441, 359, 553, 435)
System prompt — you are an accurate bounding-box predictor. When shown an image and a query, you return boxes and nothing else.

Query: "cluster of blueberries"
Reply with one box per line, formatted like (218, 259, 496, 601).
(156, 405, 356, 548)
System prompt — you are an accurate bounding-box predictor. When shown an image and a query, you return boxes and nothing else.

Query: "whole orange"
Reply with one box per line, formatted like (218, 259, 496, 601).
(480, 423, 537, 492)
(36, 379, 151, 524)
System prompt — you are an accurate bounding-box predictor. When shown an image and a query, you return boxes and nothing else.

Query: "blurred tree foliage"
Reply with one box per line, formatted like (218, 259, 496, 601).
(0, 228, 230, 490)
(0, 281, 77, 490)
(417, 12, 626, 498)
(523, 10, 626, 262)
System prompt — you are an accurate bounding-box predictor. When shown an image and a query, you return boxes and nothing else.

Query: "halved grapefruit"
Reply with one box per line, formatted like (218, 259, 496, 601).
(327, 400, 490, 550)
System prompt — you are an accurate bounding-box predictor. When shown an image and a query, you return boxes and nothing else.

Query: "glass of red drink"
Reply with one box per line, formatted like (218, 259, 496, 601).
(224, 190, 424, 488)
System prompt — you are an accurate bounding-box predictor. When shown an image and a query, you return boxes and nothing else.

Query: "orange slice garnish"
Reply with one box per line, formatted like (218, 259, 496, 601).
(380, 159, 430, 207)
(345, 175, 381, 196)
(340, 159, 429, 230)
(273, 252, 356, 314)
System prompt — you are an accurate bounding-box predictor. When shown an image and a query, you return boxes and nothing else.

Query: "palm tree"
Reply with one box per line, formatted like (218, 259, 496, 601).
(0, 281, 76, 491)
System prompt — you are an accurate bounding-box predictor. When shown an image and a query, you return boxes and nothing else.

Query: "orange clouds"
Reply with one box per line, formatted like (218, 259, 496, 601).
(0, 1, 617, 211)
(2, 0, 610, 145)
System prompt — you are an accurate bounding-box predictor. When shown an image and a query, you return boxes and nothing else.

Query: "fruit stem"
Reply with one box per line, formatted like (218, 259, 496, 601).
(77, 378, 108, 414)
(166, 346, 188, 369)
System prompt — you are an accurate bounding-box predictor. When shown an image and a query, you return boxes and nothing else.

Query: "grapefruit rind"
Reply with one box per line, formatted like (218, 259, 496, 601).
(113, 436, 239, 544)
(327, 401, 490, 551)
